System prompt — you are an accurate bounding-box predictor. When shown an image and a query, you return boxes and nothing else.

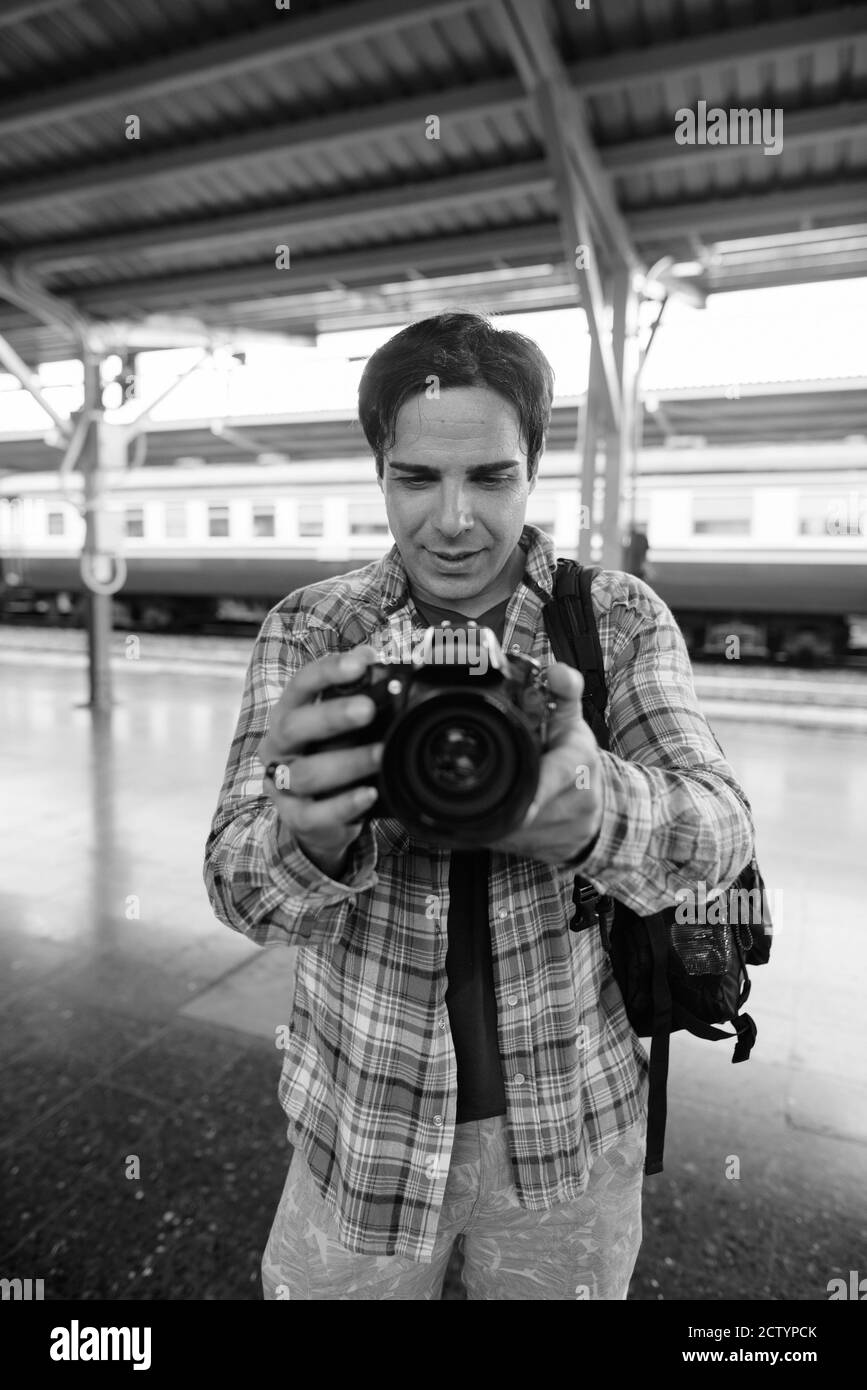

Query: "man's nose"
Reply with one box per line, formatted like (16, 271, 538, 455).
(435, 486, 474, 538)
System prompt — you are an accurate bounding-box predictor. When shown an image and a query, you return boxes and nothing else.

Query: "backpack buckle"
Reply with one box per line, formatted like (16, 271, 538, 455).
(570, 883, 600, 933)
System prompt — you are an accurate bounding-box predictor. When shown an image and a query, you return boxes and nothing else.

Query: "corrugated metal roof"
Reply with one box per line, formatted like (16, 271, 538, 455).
(0, 0, 865, 361)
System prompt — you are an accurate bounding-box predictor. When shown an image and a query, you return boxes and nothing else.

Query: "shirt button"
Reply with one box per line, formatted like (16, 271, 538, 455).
(507, 994, 518, 1007)
(433, 1114, 444, 1127)
(497, 908, 508, 920)
(510, 643, 522, 654)
(575, 1026, 587, 1047)
(439, 1019, 446, 1031)
(513, 1073, 525, 1086)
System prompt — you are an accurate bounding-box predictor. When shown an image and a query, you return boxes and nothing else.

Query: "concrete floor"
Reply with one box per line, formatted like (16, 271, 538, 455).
(1, 657, 865, 1300)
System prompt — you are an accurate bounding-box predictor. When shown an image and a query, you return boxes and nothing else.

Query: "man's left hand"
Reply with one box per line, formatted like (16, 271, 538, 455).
(487, 662, 603, 866)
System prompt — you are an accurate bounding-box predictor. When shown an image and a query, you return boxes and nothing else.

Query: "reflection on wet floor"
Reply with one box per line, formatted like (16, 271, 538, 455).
(1, 662, 865, 1300)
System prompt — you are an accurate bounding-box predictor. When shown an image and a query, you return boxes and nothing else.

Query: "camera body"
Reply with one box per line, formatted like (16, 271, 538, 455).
(308, 625, 551, 848)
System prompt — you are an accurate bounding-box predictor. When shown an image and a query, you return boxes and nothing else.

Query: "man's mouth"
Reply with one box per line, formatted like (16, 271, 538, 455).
(429, 549, 482, 564)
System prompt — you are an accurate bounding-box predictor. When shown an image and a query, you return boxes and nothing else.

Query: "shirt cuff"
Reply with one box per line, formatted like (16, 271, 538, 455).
(562, 824, 602, 871)
(561, 751, 622, 883)
(261, 807, 379, 906)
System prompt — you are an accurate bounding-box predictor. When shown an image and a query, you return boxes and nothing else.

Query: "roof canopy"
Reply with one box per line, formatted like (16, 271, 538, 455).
(0, 0, 865, 361)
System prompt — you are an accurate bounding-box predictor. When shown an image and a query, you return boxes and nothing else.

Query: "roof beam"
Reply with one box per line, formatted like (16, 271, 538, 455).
(605, 100, 867, 176)
(706, 261, 867, 294)
(493, 0, 637, 272)
(491, 0, 633, 430)
(53, 224, 566, 314)
(566, 6, 867, 97)
(0, 0, 482, 138)
(17, 161, 553, 271)
(1, 73, 862, 221)
(633, 180, 867, 239)
(0, 0, 68, 24)
(0, 329, 71, 436)
(0, 76, 525, 216)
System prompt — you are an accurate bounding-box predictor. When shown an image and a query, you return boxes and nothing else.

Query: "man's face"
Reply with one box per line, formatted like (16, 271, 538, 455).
(379, 386, 536, 615)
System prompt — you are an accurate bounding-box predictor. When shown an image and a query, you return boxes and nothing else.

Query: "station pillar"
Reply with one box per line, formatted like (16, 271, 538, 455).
(79, 354, 114, 715)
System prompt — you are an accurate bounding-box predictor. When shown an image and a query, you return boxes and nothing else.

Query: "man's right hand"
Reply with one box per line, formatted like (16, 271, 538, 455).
(257, 645, 383, 877)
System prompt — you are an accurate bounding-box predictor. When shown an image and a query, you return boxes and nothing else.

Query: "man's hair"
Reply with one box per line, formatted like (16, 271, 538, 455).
(357, 310, 555, 482)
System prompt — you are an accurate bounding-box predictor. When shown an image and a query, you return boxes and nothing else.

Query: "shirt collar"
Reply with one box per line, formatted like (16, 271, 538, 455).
(375, 523, 557, 617)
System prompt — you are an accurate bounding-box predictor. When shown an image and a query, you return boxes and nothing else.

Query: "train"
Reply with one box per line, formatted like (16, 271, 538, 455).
(1, 442, 866, 662)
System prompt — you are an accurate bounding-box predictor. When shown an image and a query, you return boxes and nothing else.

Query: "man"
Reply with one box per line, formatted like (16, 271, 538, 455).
(203, 311, 753, 1300)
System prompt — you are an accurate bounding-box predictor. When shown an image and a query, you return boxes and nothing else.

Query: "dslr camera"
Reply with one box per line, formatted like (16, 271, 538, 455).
(308, 625, 552, 849)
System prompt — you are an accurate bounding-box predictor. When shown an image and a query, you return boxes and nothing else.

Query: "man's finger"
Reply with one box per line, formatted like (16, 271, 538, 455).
(270, 691, 376, 753)
(277, 644, 379, 713)
(266, 782, 378, 836)
(267, 742, 383, 797)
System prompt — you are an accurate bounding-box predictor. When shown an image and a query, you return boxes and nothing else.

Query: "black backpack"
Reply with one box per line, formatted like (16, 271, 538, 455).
(543, 558, 773, 1175)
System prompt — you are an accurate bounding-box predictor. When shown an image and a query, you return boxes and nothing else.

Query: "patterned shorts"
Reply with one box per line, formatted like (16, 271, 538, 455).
(262, 1115, 646, 1301)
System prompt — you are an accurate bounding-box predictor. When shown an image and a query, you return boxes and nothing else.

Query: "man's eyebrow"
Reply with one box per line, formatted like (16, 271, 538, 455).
(387, 460, 521, 474)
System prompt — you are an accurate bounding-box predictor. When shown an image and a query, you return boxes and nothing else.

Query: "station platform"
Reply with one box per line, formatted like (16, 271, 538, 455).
(1, 653, 865, 1301)
(2, 624, 866, 731)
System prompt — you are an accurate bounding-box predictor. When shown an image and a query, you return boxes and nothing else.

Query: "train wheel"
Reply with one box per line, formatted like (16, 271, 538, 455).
(781, 626, 834, 666)
(138, 601, 174, 632)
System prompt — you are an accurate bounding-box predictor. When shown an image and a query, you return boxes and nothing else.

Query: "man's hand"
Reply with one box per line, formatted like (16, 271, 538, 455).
(487, 662, 603, 866)
(257, 645, 382, 877)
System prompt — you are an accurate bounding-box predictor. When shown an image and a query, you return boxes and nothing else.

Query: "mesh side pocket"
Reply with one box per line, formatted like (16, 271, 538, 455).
(669, 922, 735, 977)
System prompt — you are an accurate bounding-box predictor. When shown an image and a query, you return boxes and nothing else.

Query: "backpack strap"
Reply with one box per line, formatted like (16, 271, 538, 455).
(644, 915, 673, 1176)
(545, 562, 671, 1176)
(543, 559, 609, 750)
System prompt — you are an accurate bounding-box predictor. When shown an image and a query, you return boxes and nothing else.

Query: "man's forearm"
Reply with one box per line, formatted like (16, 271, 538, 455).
(577, 751, 754, 916)
(204, 801, 377, 948)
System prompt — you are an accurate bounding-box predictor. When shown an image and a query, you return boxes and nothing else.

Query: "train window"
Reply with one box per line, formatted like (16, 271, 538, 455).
(692, 494, 751, 536)
(165, 502, 187, 538)
(799, 492, 865, 538)
(125, 507, 145, 538)
(349, 503, 389, 536)
(298, 503, 323, 538)
(47, 510, 65, 536)
(208, 505, 230, 538)
(253, 505, 276, 538)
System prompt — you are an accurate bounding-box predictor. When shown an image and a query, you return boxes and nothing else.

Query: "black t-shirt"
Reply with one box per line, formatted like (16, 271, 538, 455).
(409, 591, 509, 1122)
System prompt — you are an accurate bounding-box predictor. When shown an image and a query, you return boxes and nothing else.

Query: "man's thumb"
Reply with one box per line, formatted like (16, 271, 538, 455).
(545, 661, 585, 702)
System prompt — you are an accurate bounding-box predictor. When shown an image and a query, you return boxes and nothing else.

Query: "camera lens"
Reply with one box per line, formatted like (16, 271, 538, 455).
(382, 691, 539, 846)
(426, 722, 495, 793)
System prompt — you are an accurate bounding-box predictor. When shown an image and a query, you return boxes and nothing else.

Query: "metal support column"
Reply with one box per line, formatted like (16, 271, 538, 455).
(577, 342, 603, 566)
(80, 353, 114, 714)
(601, 268, 640, 569)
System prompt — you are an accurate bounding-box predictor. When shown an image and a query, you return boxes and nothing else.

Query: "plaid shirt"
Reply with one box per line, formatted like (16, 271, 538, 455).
(203, 524, 754, 1261)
